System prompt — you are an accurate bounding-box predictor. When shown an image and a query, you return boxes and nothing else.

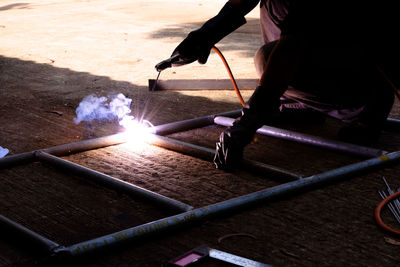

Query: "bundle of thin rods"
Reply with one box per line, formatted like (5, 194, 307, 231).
(378, 177, 400, 224)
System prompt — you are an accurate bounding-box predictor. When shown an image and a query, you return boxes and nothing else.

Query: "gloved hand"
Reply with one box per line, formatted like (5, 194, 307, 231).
(171, 30, 212, 65)
(214, 130, 245, 170)
(214, 120, 260, 170)
(214, 85, 283, 170)
(172, 2, 246, 65)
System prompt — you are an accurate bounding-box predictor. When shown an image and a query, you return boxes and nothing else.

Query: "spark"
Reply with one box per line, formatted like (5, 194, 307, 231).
(119, 116, 155, 148)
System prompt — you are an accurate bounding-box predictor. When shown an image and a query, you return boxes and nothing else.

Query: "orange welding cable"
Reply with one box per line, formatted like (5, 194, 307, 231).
(212, 46, 246, 107)
(374, 191, 400, 235)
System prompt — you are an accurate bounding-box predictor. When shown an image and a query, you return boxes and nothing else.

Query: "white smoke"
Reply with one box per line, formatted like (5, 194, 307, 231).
(0, 146, 9, 158)
(74, 93, 132, 125)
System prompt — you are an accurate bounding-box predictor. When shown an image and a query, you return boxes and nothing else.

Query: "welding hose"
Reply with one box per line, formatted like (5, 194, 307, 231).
(375, 191, 400, 235)
(212, 46, 246, 107)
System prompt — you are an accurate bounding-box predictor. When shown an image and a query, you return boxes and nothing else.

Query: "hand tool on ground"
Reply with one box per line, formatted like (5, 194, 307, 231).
(168, 245, 273, 267)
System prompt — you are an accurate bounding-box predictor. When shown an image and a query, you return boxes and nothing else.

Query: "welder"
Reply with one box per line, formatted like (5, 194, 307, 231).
(169, 0, 398, 170)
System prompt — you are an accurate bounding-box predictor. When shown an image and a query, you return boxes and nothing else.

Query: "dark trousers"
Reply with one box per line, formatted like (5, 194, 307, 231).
(253, 41, 394, 127)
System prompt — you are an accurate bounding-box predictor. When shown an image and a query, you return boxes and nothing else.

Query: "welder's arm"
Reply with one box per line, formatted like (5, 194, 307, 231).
(172, 0, 259, 64)
(213, 35, 302, 170)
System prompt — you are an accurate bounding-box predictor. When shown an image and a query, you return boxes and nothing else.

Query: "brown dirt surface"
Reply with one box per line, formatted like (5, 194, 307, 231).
(1, 1, 400, 267)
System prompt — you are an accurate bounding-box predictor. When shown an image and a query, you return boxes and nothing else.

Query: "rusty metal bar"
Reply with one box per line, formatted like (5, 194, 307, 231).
(214, 116, 386, 158)
(61, 151, 400, 256)
(35, 151, 193, 212)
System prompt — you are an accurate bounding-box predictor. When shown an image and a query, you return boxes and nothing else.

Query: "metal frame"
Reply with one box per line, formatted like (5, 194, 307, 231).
(148, 78, 258, 91)
(214, 116, 386, 158)
(1, 111, 400, 264)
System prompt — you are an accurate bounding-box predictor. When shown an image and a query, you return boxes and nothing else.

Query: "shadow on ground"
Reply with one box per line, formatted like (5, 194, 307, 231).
(0, 55, 243, 153)
(148, 18, 263, 58)
(0, 3, 30, 11)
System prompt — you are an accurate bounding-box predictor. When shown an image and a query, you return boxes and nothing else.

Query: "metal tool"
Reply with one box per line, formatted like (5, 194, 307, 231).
(150, 71, 161, 91)
(168, 245, 273, 267)
(208, 248, 273, 267)
(155, 54, 195, 72)
(151, 54, 196, 91)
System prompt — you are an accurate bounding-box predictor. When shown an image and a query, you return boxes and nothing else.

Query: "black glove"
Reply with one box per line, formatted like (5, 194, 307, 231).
(214, 85, 282, 170)
(214, 129, 246, 170)
(172, 2, 246, 65)
(171, 30, 211, 65)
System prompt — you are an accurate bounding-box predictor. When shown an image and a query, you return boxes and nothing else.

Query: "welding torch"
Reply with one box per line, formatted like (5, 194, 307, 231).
(153, 47, 245, 106)
(155, 53, 196, 72)
(151, 54, 196, 91)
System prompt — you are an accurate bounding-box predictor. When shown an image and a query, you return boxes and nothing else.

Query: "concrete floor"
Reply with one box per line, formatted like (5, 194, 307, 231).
(1, 1, 400, 266)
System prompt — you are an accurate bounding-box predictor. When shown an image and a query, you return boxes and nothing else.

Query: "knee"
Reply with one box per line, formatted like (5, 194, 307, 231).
(254, 41, 277, 78)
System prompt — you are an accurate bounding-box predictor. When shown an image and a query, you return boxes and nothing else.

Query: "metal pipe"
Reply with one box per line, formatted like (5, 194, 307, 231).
(214, 116, 386, 158)
(148, 134, 301, 181)
(35, 151, 193, 212)
(0, 215, 60, 252)
(0, 110, 241, 167)
(385, 118, 400, 131)
(42, 133, 128, 157)
(154, 110, 241, 136)
(62, 151, 400, 256)
(0, 151, 36, 169)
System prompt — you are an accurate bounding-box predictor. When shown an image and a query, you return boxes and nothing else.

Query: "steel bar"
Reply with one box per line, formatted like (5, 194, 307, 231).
(0, 215, 60, 252)
(385, 118, 400, 131)
(208, 248, 273, 267)
(154, 110, 241, 136)
(43, 110, 241, 155)
(61, 151, 400, 256)
(148, 134, 301, 181)
(148, 78, 258, 91)
(42, 133, 128, 157)
(0, 111, 393, 169)
(0, 151, 36, 169)
(214, 116, 386, 158)
(35, 151, 193, 212)
(0, 110, 241, 168)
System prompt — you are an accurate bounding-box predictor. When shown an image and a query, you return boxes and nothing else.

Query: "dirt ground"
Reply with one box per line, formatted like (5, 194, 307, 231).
(1, 1, 400, 266)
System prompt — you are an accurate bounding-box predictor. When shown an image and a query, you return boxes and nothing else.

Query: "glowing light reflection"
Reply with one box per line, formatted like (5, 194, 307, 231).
(119, 116, 155, 149)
